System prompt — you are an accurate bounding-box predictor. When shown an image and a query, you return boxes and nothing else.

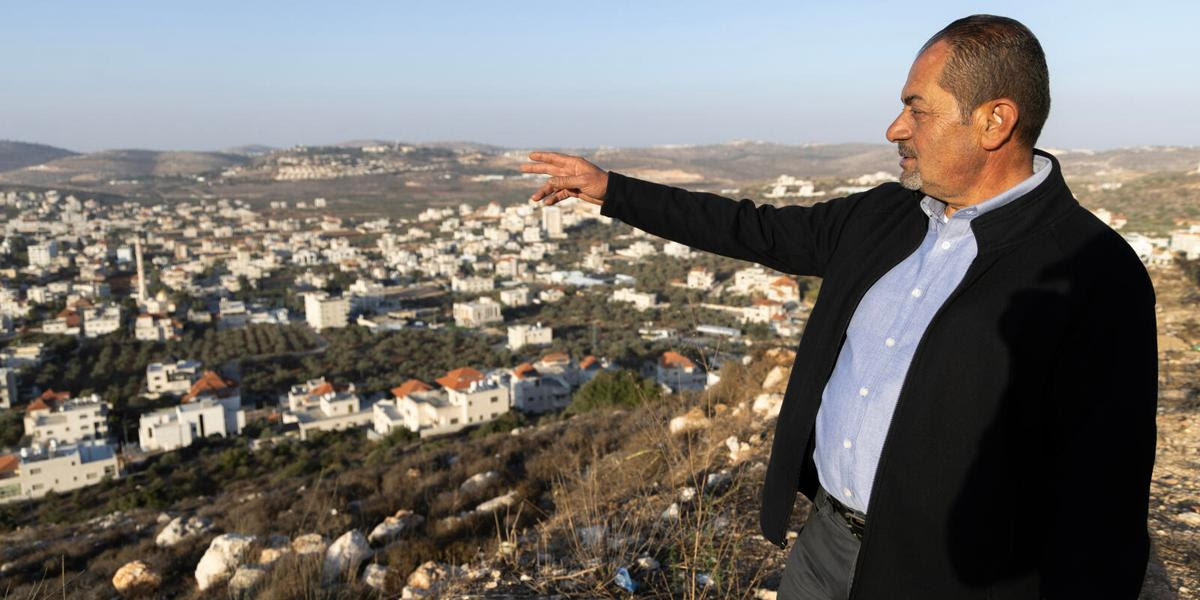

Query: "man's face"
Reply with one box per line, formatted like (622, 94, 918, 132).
(885, 40, 985, 201)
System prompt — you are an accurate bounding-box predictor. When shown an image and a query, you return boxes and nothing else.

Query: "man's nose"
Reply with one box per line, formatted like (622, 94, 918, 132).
(886, 113, 910, 143)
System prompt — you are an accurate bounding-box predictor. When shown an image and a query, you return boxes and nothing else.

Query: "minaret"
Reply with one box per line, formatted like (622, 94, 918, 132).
(135, 238, 147, 305)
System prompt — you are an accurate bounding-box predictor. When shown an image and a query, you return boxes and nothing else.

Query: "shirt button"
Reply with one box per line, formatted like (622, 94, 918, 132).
(843, 488, 853, 498)
(859, 387, 869, 397)
(885, 337, 895, 347)
(843, 438, 852, 449)
(911, 288, 922, 298)
(940, 241, 951, 250)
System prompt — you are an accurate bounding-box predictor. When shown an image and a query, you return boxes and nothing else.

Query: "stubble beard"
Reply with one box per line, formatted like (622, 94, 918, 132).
(900, 168, 922, 191)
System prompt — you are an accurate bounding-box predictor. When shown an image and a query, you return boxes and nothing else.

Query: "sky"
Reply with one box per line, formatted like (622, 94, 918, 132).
(2, 0, 1197, 153)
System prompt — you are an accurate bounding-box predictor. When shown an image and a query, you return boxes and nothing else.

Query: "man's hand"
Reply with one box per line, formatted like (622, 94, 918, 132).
(519, 151, 609, 206)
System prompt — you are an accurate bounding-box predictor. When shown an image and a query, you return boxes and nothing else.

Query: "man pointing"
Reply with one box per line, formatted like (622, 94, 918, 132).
(521, 14, 1157, 600)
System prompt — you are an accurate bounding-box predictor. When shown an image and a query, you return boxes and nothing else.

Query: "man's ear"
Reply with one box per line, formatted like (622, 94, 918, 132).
(978, 99, 1019, 150)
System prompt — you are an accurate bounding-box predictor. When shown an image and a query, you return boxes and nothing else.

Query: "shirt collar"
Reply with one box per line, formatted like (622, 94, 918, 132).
(919, 154, 1053, 223)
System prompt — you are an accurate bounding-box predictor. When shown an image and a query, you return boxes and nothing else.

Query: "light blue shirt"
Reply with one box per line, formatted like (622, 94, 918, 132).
(813, 155, 1053, 513)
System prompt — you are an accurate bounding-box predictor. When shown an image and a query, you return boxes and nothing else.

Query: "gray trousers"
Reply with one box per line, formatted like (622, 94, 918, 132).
(777, 485, 863, 600)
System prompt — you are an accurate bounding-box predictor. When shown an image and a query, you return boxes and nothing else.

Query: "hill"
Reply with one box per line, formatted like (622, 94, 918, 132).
(0, 140, 77, 173)
(0, 149, 249, 186)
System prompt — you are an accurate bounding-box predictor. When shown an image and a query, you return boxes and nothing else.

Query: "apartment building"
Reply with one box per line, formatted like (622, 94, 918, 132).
(23, 391, 109, 445)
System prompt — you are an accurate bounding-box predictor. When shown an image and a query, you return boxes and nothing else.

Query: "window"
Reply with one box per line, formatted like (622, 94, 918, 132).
(450, 418, 459, 425)
(29, 468, 40, 475)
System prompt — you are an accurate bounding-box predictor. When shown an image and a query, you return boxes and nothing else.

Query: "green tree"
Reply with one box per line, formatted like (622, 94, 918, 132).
(565, 368, 662, 415)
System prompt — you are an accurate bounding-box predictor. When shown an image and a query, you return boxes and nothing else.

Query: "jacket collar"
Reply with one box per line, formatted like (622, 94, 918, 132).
(958, 148, 1078, 252)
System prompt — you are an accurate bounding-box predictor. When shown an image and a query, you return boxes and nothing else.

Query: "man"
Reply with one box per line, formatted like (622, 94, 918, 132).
(520, 15, 1157, 600)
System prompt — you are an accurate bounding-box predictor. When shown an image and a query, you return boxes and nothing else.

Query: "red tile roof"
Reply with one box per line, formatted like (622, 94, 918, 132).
(182, 370, 238, 403)
(435, 367, 485, 391)
(27, 389, 70, 413)
(513, 362, 539, 379)
(659, 351, 695, 370)
(539, 352, 570, 365)
(391, 379, 433, 398)
(580, 355, 599, 370)
(0, 454, 18, 476)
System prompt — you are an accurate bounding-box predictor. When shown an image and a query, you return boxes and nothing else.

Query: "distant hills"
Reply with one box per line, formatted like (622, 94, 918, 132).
(0, 140, 77, 173)
(1, 138, 1197, 194)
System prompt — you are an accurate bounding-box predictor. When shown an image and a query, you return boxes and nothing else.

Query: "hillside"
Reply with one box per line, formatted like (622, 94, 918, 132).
(0, 140, 77, 173)
(0, 149, 249, 186)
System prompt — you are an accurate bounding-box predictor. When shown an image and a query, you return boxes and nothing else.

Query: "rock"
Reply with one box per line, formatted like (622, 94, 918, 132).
(752, 393, 783, 419)
(259, 547, 290, 565)
(679, 487, 697, 503)
(660, 502, 681, 522)
(228, 565, 267, 598)
(406, 467, 422, 479)
(112, 560, 161, 597)
(292, 533, 328, 555)
(476, 490, 519, 513)
(155, 515, 213, 547)
(764, 347, 796, 364)
(510, 427, 522, 436)
(755, 588, 779, 600)
(369, 509, 426, 546)
(323, 531, 372, 583)
(194, 533, 256, 592)
(761, 365, 790, 391)
(155, 512, 172, 524)
(704, 469, 733, 494)
(1175, 511, 1200, 527)
(496, 540, 518, 557)
(459, 470, 500, 494)
(363, 564, 388, 591)
(669, 407, 711, 435)
(636, 556, 660, 570)
(406, 560, 464, 594)
(726, 435, 752, 463)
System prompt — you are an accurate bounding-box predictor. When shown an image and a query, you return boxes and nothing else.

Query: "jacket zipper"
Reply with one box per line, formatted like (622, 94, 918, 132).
(845, 248, 997, 600)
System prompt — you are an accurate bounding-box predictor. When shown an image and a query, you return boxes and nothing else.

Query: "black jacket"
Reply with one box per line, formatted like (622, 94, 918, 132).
(598, 149, 1158, 599)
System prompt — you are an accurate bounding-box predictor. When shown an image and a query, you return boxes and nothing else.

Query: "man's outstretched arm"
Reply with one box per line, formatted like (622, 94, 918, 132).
(520, 151, 858, 277)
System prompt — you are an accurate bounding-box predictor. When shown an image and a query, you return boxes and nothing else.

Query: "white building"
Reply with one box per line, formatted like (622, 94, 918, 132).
(507, 322, 553, 350)
(499, 287, 531, 307)
(375, 368, 511, 439)
(23, 391, 109, 445)
(0, 440, 120, 504)
(305, 292, 350, 331)
(28, 241, 59, 267)
(451, 275, 495, 293)
(610, 287, 660, 311)
(542, 205, 565, 238)
(663, 241, 693, 258)
(281, 378, 373, 441)
(135, 313, 182, 342)
(504, 363, 571, 414)
(138, 398, 234, 452)
(146, 360, 202, 397)
(0, 369, 16, 409)
(687, 267, 715, 290)
(453, 297, 503, 327)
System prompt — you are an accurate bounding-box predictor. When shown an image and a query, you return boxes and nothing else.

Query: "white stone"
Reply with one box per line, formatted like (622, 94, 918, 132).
(1176, 512, 1200, 527)
(363, 564, 388, 591)
(636, 556, 660, 570)
(459, 470, 500, 494)
(725, 435, 752, 463)
(194, 533, 257, 592)
(679, 487, 697, 503)
(660, 502, 681, 522)
(704, 470, 732, 494)
(752, 393, 783, 419)
(761, 365, 790, 391)
(112, 560, 161, 596)
(669, 407, 711, 435)
(156, 515, 213, 547)
(475, 490, 519, 513)
(577, 525, 606, 549)
(228, 565, 267, 597)
(406, 560, 464, 594)
(323, 530, 372, 583)
(368, 509, 426, 546)
(291, 533, 328, 555)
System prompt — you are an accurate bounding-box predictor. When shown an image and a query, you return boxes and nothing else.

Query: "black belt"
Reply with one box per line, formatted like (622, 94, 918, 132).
(822, 487, 866, 540)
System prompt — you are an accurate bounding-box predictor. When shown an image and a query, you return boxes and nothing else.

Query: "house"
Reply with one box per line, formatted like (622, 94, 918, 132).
(138, 398, 232, 452)
(687, 267, 715, 290)
(499, 287, 530, 307)
(766, 276, 801, 304)
(654, 351, 708, 393)
(23, 390, 108, 445)
(453, 297, 502, 327)
(135, 313, 182, 342)
(0, 369, 16, 409)
(502, 363, 571, 414)
(305, 292, 350, 330)
(281, 378, 373, 441)
(375, 367, 511, 439)
(507, 322, 552, 350)
(610, 288, 660, 311)
(0, 440, 120, 504)
(450, 275, 494, 293)
(146, 360, 202, 397)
